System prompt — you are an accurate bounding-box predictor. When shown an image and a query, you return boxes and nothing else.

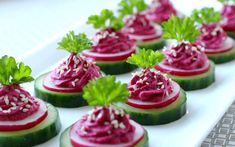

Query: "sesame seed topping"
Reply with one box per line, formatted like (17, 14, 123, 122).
(22, 108, 28, 112)
(13, 97, 18, 102)
(107, 130, 112, 134)
(11, 102, 16, 106)
(104, 121, 109, 125)
(0, 107, 2, 111)
(4, 96, 9, 105)
(15, 89, 21, 93)
(119, 122, 126, 129)
(20, 94, 25, 98)
(26, 104, 31, 108)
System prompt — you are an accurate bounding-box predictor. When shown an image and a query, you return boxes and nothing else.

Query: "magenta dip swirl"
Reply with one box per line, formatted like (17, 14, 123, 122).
(220, 4, 235, 31)
(128, 69, 173, 102)
(146, 0, 177, 23)
(162, 42, 208, 70)
(0, 84, 40, 121)
(75, 106, 135, 144)
(122, 13, 157, 36)
(196, 23, 227, 49)
(48, 53, 101, 90)
(91, 28, 135, 54)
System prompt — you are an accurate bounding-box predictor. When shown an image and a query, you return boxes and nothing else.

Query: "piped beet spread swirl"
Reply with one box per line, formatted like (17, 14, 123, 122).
(162, 42, 208, 70)
(196, 23, 227, 49)
(122, 13, 156, 36)
(146, 0, 177, 23)
(0, 84, 40, 121)
(49, 53, 101, 89)
(128, 69, 173, 102)
(221, 4, 235, 31)
(91, 28, 135, 54)
(75, 106, 135, 144)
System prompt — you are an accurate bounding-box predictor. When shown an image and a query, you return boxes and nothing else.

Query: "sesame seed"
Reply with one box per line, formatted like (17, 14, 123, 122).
(26, 104, 31, 108)
(22, 108, 28, 112)
(15, 89, 21, 93)
(11, 107, 17, 110)
(20, 94, 25, 98)
(0, 96, 3, 100)
(13, 97, 18, 102)
(104, 121, 109, 125)
(119, 122, 126, 129)
(161, 85, 165, 89)
(11, 102, 16, 106)
(107, 130, 112, 134)
(0, 107, 2, 111)
(157, 82, 163, 85)
(4, 96, 9, 105)
(71, 81, 76, 87)
(110, 113, 115, 120)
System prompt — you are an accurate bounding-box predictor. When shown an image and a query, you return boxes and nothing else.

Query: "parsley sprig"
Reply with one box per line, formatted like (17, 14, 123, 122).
(0, 55, 34, 86)
(191, 7, 221, 24)
(162, 16, 200, 43)
(218, 0, 235, 3)
(57, 31, 92, 54)
(127, 49, 165, 69)
(87, 9, 124, 31)
(118, 0, 148, 17)
(83, 76, 129, 106)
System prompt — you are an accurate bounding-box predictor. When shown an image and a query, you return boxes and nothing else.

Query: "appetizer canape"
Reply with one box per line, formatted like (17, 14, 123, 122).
(60, 76, 148, 147)
(155, 16, 215, 91)
(116, 49, 187, 125)
(219, 0, 235, 39)
(118, 0, 165, 50)
(192, 7, 235, 63)
(145, 0, 182, 24)
(83, 9, 137, 75)
(35, 32, 102, 108)
(0, 55, 61, 147)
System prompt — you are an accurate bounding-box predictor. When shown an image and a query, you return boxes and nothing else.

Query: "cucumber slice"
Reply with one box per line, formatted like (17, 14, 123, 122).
(96, 60, 137, 75)
(0, 104, 61, 147)
(137, 38, 165, 51)
(115, 90, 187, 125)
(207, 46, 235, 64)
(168, 62, 215, 91)
(60, 127, 148, 147)
(35, 73, 87, 108)
(227, 31, 235, 39)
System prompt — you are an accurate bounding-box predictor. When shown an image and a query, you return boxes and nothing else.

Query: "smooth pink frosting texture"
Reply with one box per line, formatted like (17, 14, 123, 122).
(50, 53, 101, 89)
(122, 13, 156, 36)
(162, 42, 208, 70)
(221, 4, 235, 31)
(146, 0, 177, 23)
(91, 28, 135, 54)
(196, 23, 227, 49)
(128, 69, 173, 102)
(0, 84, 40, 121)
(75, 106, 135, 144)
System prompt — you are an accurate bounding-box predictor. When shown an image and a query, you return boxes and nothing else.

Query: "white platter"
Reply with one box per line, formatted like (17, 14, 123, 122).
(21, 44, 235, 147)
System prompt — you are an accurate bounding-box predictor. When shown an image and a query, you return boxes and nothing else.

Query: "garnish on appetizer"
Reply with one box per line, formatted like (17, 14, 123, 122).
(115, 49, 187, 125)
(145, 0, 182, 24)
(155, 16, 215, 90)
(35, 31, 102, 108)
(60, 76, 148, 147)
(218, 0, 235, 38)
(191, 7, 235, 63)
(82, 9, 137, 75)
(0, 55, 61, 147)
(118, 0, 165, 50)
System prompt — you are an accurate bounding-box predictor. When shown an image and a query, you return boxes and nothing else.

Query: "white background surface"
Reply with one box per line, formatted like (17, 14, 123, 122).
(1, 0, 234, 147)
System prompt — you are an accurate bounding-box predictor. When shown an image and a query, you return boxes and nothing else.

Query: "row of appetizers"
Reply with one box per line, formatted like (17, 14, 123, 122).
(0, 0, 235, 147)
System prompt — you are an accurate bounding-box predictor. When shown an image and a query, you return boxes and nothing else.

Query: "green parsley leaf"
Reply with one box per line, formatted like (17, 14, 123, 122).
(118, 0, 148, 17)
(191, 7, 221, 24)
(87, 9, 124, 31)
(162, 16, 200, 43)
(127, 49, 165, 69)
(218, 0, 235, 4)
(0, 55, 34, 86)
(83, 76, 129, 106)
(57, 31, 92, 54)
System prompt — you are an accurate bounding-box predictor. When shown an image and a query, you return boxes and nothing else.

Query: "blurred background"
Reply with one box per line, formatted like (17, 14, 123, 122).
(0, 0, 220, 59)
